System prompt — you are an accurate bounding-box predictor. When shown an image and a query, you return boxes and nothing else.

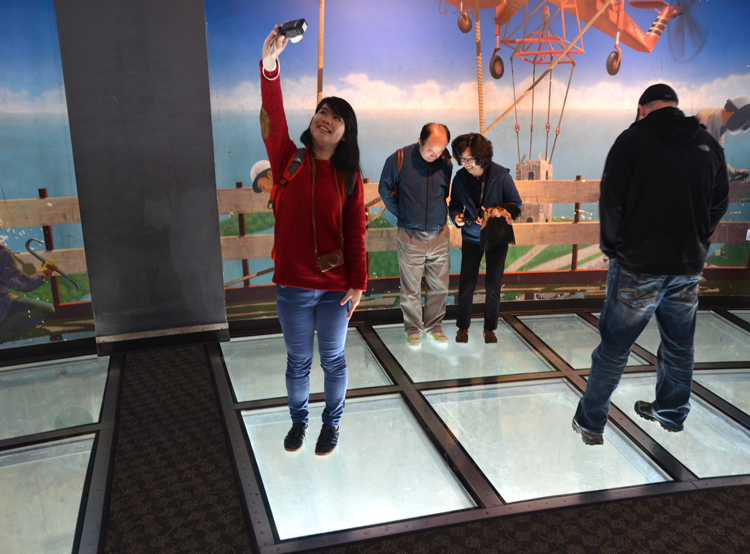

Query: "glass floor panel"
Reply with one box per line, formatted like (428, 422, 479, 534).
(223, 330, 392, 402)
(241, 395, 475, 540)
(729, 309, 750, 325)
(610, 374, 750, 477)
(694, 369, 750, 417)
(373, 319, 556, 382)
(517, 314, 649, 369)
(424, 380, 669, 503)
(0, 435, 95, 554)
(626, 311, 750, 363)
(0, 356, 109, 440)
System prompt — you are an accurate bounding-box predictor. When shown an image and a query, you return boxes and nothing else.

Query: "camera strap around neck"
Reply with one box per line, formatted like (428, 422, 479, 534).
(310, 156, 344, 260)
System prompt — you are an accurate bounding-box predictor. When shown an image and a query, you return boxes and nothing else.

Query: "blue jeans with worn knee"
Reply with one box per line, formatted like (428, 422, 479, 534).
(574, 259, 701, 434)
(276, 285, 350, 428)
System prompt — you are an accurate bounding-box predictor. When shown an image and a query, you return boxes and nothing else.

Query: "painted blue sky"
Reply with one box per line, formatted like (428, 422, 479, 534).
(201, 0, 750, 113)
(206, 0, 750, 113)
(1, 0, 749, 113)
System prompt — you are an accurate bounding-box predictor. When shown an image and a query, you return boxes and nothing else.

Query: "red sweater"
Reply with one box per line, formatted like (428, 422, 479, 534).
(260, 62, 367, 292)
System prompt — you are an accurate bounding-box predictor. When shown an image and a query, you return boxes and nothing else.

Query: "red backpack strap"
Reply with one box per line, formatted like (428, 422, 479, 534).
(268, 147, 306, 211)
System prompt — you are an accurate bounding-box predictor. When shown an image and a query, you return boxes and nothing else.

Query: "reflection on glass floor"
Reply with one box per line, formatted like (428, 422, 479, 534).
(425, 380, 669, 502)
(518, 314, 648, 369)
(694, 369, 750, 416)
(223, 330, 391, 402)
(373, 319, 555, 382)
(610, 374, 750, 477)
(0, 356, 108, 440)
(224, 310, 750, 547)
(241, 396, 474, 540)
(0, 435, 95, 554)
(626, 311, 750, 362)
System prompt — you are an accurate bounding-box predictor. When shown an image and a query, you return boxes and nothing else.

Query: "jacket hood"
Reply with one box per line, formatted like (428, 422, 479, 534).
(487, 162, 510, 179)
(632, 106, 701, 145)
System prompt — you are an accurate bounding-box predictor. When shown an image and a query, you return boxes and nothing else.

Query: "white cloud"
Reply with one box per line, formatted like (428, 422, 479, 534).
(4, 71, 748, 116)
(0, 86, 67, 113)
(212, 70, 750, 115)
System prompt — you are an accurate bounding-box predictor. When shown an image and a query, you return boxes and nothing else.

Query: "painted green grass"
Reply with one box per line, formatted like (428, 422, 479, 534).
(220, 213, 275, 236)
(706, 244, 750, 267)
(17, 273, 91, 304)
(517, 245, 573, 272)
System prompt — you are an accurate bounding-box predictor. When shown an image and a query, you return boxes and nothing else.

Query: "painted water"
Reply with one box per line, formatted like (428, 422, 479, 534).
(2, 109, 749, 285)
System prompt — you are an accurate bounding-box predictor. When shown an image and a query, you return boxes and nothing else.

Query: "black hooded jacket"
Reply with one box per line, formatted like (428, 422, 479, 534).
(599, 107, 730, 275)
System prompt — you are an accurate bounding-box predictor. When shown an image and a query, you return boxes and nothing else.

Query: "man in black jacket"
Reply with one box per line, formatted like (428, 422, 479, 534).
(572, 84, 730, 445)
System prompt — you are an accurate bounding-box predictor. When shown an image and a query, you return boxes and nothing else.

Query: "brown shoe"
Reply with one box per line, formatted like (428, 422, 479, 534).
(484, 330, 497, 344)
(456, 329, 469, 343)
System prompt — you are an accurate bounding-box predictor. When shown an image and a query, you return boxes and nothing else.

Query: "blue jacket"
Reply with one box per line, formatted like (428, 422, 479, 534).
(449, 162, 523, 244)
(378, 143, 453, 232)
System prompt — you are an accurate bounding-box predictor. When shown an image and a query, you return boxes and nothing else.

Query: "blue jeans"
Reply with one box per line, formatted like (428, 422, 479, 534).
(574, 259, 702, 434)
(276, 285, 350, 428)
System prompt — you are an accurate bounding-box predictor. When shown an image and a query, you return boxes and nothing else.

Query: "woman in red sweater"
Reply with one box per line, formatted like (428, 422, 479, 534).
(260, 26, 367, 456)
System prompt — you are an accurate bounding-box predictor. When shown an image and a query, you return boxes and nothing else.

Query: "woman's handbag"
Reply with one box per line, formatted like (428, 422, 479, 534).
(480, 203, 521, 251)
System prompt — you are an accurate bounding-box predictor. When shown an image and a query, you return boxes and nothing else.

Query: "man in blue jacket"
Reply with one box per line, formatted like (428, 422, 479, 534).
(378, 123, 453, 347)
(572, 84, 730, 446)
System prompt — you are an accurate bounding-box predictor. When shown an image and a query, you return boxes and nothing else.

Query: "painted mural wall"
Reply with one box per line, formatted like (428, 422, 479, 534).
(204, 0, 750, 287)
(1, 0, 749, 348)
(0, 1, 88, 348)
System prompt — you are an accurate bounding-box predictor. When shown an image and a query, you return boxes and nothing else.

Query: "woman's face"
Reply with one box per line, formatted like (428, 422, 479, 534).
(309, 104, 345, 151)
(460, 148, 484, 178)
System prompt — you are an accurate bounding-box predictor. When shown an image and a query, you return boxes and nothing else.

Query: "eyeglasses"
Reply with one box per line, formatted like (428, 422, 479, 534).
(458, 156, 477, 165)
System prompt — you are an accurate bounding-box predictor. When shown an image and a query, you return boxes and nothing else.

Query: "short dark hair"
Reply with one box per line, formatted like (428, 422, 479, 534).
(419, 123, 451, 145)
(300, 96, 361, 195)
(451, 133, 493, 169)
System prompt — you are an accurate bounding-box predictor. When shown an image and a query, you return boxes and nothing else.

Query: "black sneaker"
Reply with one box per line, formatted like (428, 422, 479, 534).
(634, 401, 683, 432)
(315, 424, 339, 456)
(284, 422, 308, 452)
(571, 418, 604, 446)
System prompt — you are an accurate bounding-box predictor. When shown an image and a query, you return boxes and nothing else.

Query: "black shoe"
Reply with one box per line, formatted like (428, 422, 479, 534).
(284, 422, 308, 452)
(315, 424, 339, 456)
(634, 401, 682, 432)
(571, 418, 603, 446)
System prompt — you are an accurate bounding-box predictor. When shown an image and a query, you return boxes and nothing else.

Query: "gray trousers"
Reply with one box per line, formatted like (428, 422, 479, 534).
(397, 226, 450, 335)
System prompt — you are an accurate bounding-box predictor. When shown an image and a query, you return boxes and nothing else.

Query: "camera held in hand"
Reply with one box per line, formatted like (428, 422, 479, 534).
(279, 19, 307, 43)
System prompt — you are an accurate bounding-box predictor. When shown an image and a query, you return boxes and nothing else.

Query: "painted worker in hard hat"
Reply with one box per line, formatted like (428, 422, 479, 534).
(696, 95, 750, 180)
(250, 159, 273, 193)
(0, 242, 56, 343)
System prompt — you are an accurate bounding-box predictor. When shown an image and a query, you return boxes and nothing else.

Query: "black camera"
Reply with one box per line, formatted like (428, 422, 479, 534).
(279, 19, 307, 43)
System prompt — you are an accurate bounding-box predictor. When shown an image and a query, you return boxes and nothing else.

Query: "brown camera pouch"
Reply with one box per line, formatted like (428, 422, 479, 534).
(311, 157, 345, 273)
(317, 249, 344, 272)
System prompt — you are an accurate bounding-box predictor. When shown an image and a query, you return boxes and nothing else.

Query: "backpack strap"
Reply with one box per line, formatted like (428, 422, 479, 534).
(390, 148, 403, 197)
(268, 147, 306, 210)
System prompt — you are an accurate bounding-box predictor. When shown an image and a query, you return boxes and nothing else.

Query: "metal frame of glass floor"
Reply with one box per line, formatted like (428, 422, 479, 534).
(212, 306, 750, 553)
(0, 352, 120, 554)
(2, 305, 750, 553)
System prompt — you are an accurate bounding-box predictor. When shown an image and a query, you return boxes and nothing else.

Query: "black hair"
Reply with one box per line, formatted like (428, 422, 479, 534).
(300, 96, 361, 196)
(451, 133, 493, 169)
